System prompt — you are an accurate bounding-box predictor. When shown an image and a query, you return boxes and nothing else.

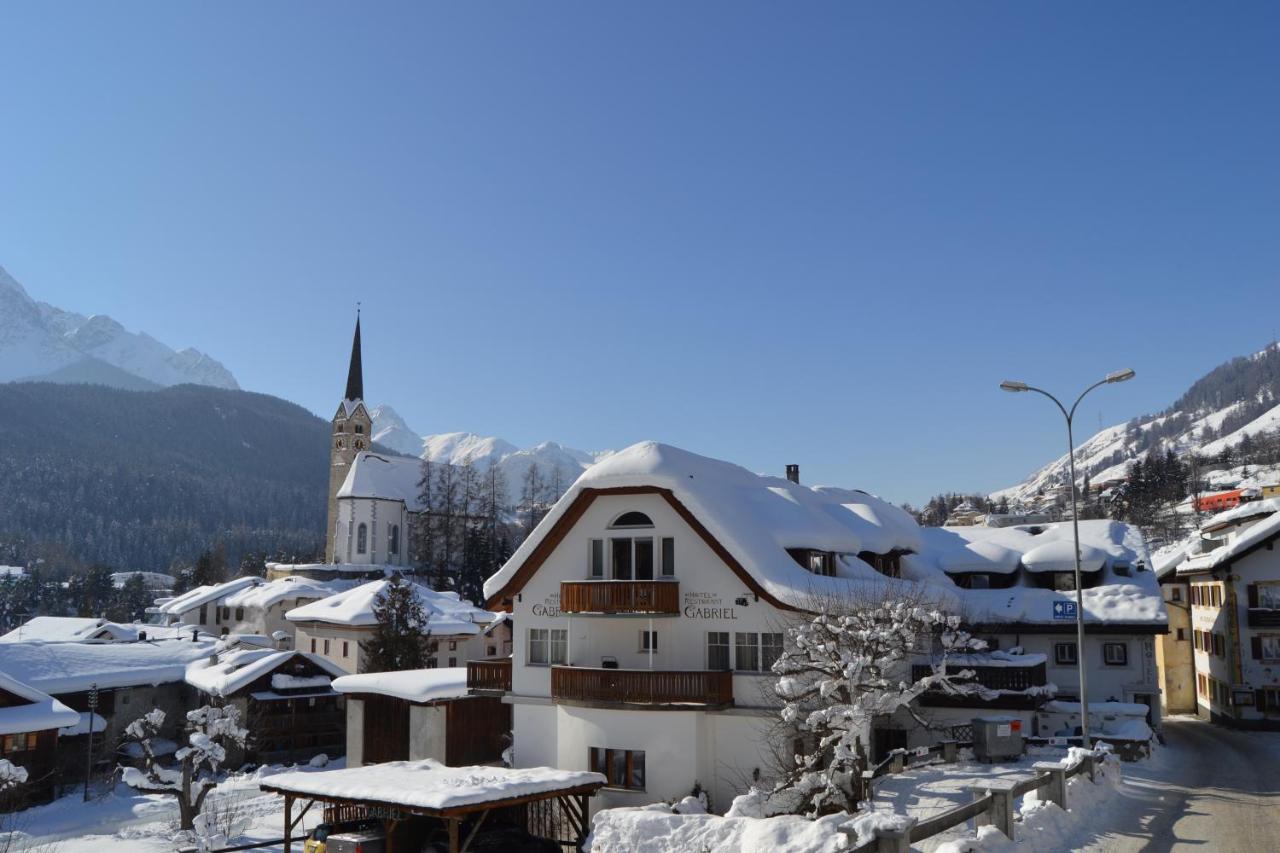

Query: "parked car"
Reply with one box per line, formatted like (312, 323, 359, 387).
(303, 819, 382, 853)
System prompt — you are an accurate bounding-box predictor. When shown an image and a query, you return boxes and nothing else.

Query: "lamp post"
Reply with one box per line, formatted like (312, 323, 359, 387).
(999, 368, 1135, 748)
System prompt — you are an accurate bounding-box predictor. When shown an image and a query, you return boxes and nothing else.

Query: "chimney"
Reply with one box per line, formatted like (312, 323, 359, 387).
(786, 464, 800, 484)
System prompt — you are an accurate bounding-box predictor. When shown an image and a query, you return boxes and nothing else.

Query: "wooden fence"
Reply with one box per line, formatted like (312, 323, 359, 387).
(846, 744, 1110, 852)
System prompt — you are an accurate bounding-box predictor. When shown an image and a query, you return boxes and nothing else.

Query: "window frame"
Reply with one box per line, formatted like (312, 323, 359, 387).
(356, 523, 368, 555)
(707, 631, 730, 671)
(589, 747, 646, 791)
(1054, 641, 1078, 666)
(1102, 642, 1128, 666)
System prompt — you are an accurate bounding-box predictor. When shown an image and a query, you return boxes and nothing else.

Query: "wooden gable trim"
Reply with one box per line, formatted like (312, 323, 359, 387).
(484, 486, 799, 612)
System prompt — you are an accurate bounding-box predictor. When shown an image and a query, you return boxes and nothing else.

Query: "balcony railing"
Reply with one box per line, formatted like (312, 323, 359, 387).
(550, 666, 732, 708)
(910, 662, 1050, 709)
(1247, 608, 1280, 628)
(560, 580, 680, 615)
(467, 658, 513, 692)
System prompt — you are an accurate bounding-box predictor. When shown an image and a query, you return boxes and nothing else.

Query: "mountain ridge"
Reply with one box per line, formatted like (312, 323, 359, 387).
(0, 265, 239, 390)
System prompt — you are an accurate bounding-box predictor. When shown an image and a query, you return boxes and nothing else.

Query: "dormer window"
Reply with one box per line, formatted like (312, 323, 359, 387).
(611, 511, 653, 528)
(788, 549, 836, 576)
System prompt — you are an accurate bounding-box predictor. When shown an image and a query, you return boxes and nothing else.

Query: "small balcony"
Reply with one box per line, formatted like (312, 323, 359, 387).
(467, 658, 512, 693)
(559, 580, 680, 615)
(550, 666, 732, 709)
(1247, 608, 1280, 628)
(910, 661, 1050, 710)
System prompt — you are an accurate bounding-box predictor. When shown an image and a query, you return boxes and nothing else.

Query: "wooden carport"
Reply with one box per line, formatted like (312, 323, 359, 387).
(260, 759, 605, 853)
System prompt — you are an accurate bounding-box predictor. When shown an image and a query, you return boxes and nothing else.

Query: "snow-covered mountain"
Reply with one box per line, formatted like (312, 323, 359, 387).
(993, 344, 1280, 505)
(0, 265, 239, 390)
(370, 405, 612, 506)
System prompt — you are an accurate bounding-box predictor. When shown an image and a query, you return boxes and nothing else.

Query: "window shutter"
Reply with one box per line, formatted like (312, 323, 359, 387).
(1253, 636, 1264, 660)
(1248, 584, 1259, 608)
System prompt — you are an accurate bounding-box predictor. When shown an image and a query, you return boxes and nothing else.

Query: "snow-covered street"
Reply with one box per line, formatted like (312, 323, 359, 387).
(1078, 716, 1280, 852)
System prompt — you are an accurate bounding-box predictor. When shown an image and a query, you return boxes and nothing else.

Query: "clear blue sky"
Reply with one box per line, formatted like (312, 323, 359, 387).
(2, 2, 1278, 506)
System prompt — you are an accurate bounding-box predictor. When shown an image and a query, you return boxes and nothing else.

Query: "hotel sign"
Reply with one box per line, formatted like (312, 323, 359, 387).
(683, 591, 739, 620)
(531, 593, 562, 617)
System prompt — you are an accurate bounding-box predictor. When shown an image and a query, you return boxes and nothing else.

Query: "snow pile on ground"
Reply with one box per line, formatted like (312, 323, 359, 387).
(929, 750, 1122, 852)
(585, 794, 909, 853)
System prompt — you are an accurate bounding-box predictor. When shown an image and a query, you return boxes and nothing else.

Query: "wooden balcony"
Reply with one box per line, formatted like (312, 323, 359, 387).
(550, 666, 732, 709)
(910, 662, 1050, 710)
(559, 580, 679, 615)
(467, 658, 513, 693)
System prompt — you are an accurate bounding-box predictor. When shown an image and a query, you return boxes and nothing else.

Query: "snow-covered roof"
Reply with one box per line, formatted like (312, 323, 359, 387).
(59, 711, 107, 737)
(1178, 508, 1280, 574)
(0, 617, 138, 644)
(111, 571, 175, 590)
(261, 759, 604, 812)
(0, 637, 220, 693)
(286, 579, 496, 633)
(485, 442, 1165, 626)
(1200, 498, 1280, 535)
(332, 667, 469, 703)
(0, 670, 83, 735)
(1020, 540, 1108, 573)
(223, 576, 350, 610)
(156, 577, 262, 616)
(185, 650, 345, 698)
(337, 452, 424, 510)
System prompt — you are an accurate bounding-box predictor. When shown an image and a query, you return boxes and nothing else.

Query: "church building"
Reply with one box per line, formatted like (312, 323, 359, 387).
(325, 314, 424, 569)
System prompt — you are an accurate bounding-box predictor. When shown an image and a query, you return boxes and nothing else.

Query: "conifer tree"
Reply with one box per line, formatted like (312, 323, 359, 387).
(365, 575, 430, 672)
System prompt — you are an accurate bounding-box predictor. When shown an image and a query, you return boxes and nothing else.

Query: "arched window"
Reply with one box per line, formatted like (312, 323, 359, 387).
(335, 439, 344, 449)
(610, 511, 654, 528)
(355, 440, 365, 450)
(390, 524, 400, 556)
(356, 523, 368, 554)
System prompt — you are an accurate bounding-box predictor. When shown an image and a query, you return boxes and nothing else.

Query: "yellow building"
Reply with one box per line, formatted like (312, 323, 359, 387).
(1156, 578, 1196, 715)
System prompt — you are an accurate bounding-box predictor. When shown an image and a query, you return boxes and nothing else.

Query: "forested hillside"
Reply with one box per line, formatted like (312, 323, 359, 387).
(0, 382, 329, 571)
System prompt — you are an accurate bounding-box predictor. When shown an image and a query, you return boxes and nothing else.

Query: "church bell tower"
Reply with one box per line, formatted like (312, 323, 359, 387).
(326, 312, 372, 562)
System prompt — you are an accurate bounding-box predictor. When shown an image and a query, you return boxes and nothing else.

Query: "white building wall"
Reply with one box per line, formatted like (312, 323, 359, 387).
(346, 698, 364, 766)
(409, 704, 447, 761)
(334, 497, 410, 567)
(1232, 548, 1280, 723)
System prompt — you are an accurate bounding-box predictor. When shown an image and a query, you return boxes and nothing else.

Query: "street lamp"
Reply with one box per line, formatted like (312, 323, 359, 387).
(999, 368, 1135, 748)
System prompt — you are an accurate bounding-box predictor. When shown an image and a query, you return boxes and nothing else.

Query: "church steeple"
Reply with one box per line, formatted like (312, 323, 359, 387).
(344, 310, 363, 401)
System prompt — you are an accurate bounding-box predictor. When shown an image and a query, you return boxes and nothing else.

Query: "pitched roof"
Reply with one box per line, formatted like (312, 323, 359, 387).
(286, 579, 495, 632)
(337, 452, 424, 509)
(0, 637, 219, 693)
(185, 649, 345, 698)
(223, 576, 351, 610)
(484, 441, 1164, 626)
(156, 577, 262, 616)
(0, 670, 79, 735)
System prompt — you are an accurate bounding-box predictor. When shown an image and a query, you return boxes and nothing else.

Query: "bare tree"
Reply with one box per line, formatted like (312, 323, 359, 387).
(766, 585, 988, 817)
(120, 706, 248, 831)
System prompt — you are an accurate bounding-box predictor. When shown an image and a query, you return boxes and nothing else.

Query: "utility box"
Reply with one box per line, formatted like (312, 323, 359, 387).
(327, 829, 386, 853)
(972, 715, 1024, 763)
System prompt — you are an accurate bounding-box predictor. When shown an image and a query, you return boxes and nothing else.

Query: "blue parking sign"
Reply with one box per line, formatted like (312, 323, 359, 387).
(1053, 600, 1077, 621)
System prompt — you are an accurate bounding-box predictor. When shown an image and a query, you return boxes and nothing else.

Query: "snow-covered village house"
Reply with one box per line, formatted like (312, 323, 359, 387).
(0, 636, 218, 789)
(184, 648, 348, 765)
(477, 442, 1167, 813)
(216, 575, 349, 642)
(0, 671, 78, 806)
(1167, 497, 1280, 726)
(151, 576, 263, 636)
(285, 578, 498, 674)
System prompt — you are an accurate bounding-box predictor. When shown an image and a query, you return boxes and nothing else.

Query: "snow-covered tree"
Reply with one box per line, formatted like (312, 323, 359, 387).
(120, 705, 248, 831)
(769, 588, 988, 817)
(365, 575, 430, 671)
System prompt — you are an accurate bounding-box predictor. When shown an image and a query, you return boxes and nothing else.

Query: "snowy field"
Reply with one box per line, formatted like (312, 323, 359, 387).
(1, 761, 337, 853)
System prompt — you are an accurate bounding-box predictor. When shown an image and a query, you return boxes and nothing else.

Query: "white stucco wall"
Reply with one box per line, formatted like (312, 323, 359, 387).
(346, 698, 364, 766)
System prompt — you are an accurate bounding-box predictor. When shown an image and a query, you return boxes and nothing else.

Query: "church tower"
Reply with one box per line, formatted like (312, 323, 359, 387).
(326, 313, 372, 562)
